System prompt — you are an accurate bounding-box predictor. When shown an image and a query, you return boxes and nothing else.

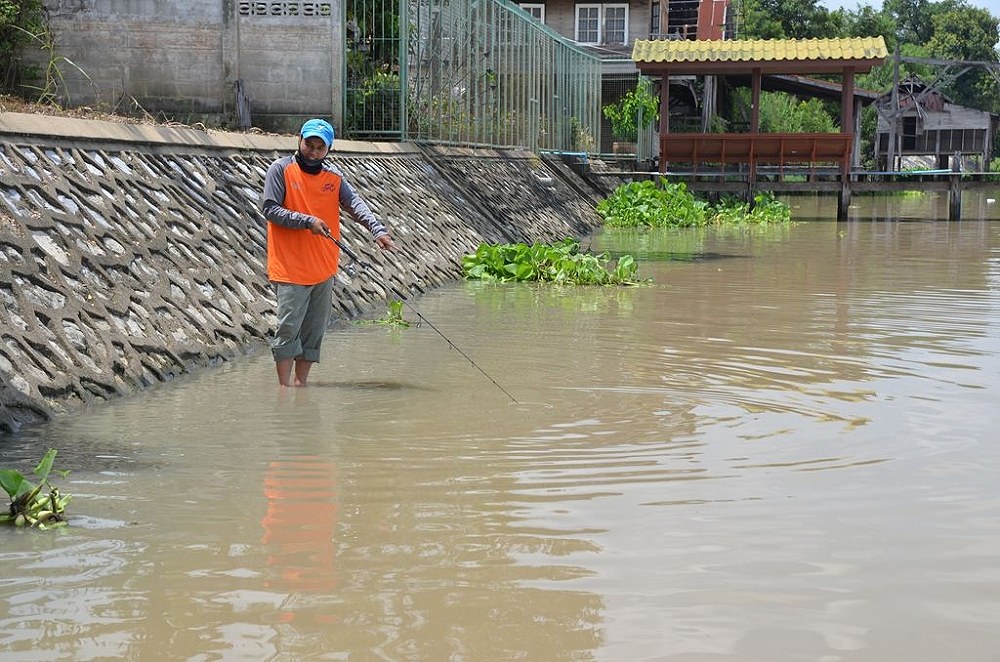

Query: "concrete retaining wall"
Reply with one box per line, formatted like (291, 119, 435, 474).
(0, 112, 606, 433)
(37, 0, 345, 132)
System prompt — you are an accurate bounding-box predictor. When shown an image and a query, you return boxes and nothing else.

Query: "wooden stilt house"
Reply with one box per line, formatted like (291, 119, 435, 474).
(875, 74, 999, 171)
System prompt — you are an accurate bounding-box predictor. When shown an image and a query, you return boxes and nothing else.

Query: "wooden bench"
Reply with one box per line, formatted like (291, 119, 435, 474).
(659, 132, 853, 176)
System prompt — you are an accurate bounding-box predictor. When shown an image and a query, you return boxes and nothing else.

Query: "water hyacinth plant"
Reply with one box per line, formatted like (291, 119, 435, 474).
(372, 299, 410, 327)
(710, 192, 792, 225)
(597, 179, 709, 228)
(462, 238, 645, 285)
(596, 178, 792, 228)
(0, 449, 71, 530)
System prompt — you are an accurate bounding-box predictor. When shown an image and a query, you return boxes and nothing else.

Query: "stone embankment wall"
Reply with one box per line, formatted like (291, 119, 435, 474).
(0, 113, 608, 433)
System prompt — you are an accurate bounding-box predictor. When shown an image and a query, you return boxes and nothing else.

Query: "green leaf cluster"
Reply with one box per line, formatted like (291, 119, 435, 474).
(0, 0, 44, 92)
(0, 449, 71, 530)
(596, 179, 709, 228)
(362, 299, 411, 327)
(729, 89, 837, 133)
(596, 179, 793, 228)
(739, 0, 846, 40)
(710, 192, 792, 225)
(462, 238, 645, 285)
(602, 76, 659, 142)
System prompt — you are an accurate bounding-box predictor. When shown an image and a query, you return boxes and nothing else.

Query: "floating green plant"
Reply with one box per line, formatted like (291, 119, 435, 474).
(597, 179, 709, 228)
(710, 192, 792, 225)
(356, 299, 411, 327)
(597, 178, 793, 228)
(462, 238, 645, 285)
(0, 449, 71, 530)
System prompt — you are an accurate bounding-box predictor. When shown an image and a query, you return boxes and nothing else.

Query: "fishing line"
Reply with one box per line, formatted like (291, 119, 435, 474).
(325, 233, 519, 404)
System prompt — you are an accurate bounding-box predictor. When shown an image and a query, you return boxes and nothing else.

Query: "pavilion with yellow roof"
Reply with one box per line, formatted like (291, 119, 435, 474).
(631, 36, 889, 210)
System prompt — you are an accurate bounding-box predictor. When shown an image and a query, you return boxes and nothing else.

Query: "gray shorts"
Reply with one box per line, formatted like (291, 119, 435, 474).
(271, 276, 335, 362)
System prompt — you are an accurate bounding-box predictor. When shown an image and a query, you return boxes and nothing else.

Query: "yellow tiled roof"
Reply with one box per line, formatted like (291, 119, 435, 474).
(632, 36, 888, 64)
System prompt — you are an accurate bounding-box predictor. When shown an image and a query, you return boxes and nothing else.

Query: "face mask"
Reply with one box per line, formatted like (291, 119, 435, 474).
(295, 151, 324, 173)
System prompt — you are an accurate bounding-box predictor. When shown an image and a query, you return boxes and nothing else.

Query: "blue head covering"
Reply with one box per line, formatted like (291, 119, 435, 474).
(300, 118, 335, 148)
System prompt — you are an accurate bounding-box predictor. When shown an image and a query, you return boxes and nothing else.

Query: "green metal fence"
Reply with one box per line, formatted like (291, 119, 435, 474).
(344, 0, 404, 139)
(344, 0, 603, 153)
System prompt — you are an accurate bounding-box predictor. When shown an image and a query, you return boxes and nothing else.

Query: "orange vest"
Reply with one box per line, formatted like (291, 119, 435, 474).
(267, 163, 341, 285)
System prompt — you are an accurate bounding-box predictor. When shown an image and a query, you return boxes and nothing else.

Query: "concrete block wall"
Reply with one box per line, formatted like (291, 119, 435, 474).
(36, 0, 345, 132)
(0, 113, 605, 433)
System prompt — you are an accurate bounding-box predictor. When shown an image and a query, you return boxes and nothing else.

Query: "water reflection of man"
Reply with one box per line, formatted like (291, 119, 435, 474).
(260, 456, 338, 595)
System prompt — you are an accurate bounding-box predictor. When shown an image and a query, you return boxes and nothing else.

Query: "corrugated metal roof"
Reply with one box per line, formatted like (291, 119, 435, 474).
(632, 37, 888, 64)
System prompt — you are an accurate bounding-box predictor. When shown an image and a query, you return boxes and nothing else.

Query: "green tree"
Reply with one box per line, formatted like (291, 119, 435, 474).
(739, 0, 845, 39)
(842, 5, 899, 53)
(883, 0, 936, 44)
(925, 6, 1000, 111)
(928, 5, 999, 62)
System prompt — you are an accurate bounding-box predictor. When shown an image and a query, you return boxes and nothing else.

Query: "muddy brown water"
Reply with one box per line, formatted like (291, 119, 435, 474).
(2, 192, 1000, 661)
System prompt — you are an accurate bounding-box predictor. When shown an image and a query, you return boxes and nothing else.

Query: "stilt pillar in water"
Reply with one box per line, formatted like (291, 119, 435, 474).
(949, 151, 962, 221)
(838, 175, 851, 221)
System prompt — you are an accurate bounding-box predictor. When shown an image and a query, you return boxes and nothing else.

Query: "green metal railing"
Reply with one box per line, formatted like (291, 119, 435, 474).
(344, 0, 603, 153)
(344, 0, 404, 139)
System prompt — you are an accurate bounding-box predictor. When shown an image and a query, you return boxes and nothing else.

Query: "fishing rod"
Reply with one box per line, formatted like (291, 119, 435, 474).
(324, 233, 519, 404)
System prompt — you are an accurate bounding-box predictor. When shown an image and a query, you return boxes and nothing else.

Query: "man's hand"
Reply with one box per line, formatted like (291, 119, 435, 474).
(376, 234, 396, 251)
(308, 217, 330, 236)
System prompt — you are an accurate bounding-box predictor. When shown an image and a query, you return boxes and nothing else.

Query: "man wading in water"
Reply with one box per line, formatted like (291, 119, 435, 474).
(262, 118, 396, 387)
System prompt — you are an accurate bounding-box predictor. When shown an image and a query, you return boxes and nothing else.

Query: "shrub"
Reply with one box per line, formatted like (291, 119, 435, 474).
(0, 0, 45, 93)
(602, 76, 658, 142)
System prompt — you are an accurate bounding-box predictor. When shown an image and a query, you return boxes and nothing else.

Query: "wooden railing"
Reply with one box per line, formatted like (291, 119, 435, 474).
(659, 132, 853, 175)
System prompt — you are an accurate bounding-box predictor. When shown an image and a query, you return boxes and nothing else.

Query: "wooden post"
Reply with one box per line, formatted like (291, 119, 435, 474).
(887, 48, 900, 171)
(838, 176, 851, 220)
(841, 67, 855, 136)
(658, 69, 671, 172)
(749, 68, 761, 204)
(949, 150, 962, 221)
(838, 66, 855, 221)
(852, 98, 863, 175)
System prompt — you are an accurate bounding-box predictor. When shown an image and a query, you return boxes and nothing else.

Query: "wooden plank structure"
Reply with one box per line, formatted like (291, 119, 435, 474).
(631, 36, 889, 219)
(661, 132, 853, 173)
(875, 71, 998, 171)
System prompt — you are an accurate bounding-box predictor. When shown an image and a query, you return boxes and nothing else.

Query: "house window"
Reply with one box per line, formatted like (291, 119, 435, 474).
(605, 4, 627, 42)
(576, 5, 601, 42)
(575, 3, 628, 45)
(520, 3, 545, 22)
(650, 2, 660, 38)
